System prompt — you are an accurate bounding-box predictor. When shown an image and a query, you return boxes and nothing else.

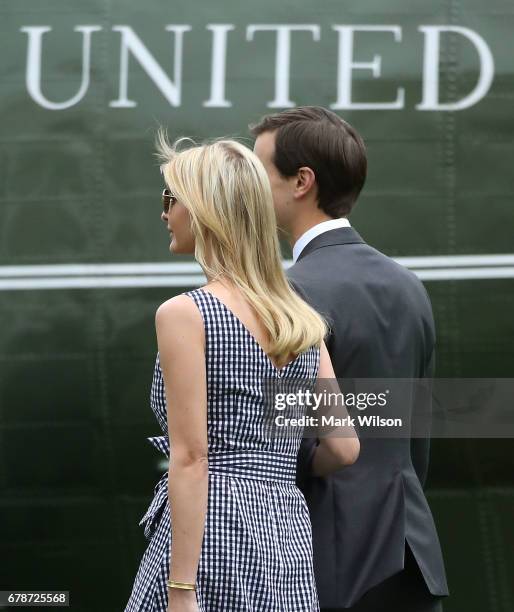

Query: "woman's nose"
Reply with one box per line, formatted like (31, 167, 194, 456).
(161, 210, 168, 223)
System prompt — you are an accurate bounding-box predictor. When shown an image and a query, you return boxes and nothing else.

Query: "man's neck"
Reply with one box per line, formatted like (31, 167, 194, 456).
(288, 212, 335, 248)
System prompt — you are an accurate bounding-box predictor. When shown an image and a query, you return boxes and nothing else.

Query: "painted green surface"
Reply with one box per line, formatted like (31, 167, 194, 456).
(1, 1, 513, 610)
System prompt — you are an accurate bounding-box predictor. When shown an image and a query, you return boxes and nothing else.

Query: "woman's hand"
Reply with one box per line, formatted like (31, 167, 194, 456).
(167, 587, 200, 612)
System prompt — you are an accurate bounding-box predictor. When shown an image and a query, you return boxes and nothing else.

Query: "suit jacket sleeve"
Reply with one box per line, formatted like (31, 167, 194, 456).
(410, 338, 435, 488)
(296, 438, 318, 487)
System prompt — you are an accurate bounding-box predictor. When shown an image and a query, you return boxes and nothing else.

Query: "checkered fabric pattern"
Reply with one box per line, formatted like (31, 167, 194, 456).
(124, 287, 320, 611)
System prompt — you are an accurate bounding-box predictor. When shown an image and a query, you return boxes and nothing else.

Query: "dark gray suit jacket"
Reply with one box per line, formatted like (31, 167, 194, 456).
(287, 226, 449, 609)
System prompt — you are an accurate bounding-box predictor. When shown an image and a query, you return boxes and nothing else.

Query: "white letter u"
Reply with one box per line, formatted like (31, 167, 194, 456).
(21, 25, 102, 110)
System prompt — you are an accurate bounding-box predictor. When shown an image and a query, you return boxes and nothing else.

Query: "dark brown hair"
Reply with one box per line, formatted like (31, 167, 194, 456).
(249, 106, 367, 217)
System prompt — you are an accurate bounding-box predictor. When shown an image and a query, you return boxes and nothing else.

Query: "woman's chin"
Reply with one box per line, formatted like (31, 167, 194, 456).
(168, 232, 195, 254)
(169, 240, 193, 255)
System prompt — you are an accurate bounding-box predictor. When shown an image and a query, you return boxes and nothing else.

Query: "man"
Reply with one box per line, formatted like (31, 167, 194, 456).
(251, 106, 449, 612)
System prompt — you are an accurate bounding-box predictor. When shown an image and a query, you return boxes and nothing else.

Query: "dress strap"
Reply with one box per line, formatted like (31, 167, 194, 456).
(183, 288, 216, 330)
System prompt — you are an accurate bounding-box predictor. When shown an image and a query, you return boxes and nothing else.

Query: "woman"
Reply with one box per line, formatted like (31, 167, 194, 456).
(124, 133, 360, 611)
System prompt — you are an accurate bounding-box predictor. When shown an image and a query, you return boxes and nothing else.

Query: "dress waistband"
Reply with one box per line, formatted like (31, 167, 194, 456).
(146, 435, 297, 483)
(207, 450, 296, 483)
(140, 436, 297, 540)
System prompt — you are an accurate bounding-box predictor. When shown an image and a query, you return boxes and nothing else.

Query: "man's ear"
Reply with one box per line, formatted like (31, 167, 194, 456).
(294, 166, 316, 198)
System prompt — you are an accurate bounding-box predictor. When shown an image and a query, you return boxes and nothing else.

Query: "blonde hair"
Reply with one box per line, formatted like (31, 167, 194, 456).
(155, 128, 329, 367)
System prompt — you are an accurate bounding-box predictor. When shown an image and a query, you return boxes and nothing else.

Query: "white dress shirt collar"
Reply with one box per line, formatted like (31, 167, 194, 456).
(292, 217, 351, 263)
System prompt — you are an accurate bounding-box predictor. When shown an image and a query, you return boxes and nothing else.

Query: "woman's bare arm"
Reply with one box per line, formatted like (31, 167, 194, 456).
(311, 340, 360, 477)
(155, 295, 208, 604)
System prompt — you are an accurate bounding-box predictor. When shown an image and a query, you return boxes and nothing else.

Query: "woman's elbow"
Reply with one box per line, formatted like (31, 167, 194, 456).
(171, 449, 209, 471)
(340, 437, 360, 467)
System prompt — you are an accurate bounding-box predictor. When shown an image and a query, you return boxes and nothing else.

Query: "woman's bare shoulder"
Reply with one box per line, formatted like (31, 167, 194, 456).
(155, 293, 204, 335)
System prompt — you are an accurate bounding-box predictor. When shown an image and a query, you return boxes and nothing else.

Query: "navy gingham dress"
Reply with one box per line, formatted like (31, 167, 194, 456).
(124, 287, 320, 611)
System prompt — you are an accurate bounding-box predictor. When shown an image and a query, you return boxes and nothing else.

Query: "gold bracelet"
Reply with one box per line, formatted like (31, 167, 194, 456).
(166, 579, 196, 591)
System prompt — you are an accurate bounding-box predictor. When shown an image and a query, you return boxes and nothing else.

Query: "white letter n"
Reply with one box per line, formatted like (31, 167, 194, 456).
(110, 25, 192, 108)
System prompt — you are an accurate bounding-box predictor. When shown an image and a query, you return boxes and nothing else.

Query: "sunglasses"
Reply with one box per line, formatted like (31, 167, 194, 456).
(162, 188, 177, 214)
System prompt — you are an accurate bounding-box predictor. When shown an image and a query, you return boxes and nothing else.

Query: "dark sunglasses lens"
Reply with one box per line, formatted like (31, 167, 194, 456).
(162, 189, 171, 213)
